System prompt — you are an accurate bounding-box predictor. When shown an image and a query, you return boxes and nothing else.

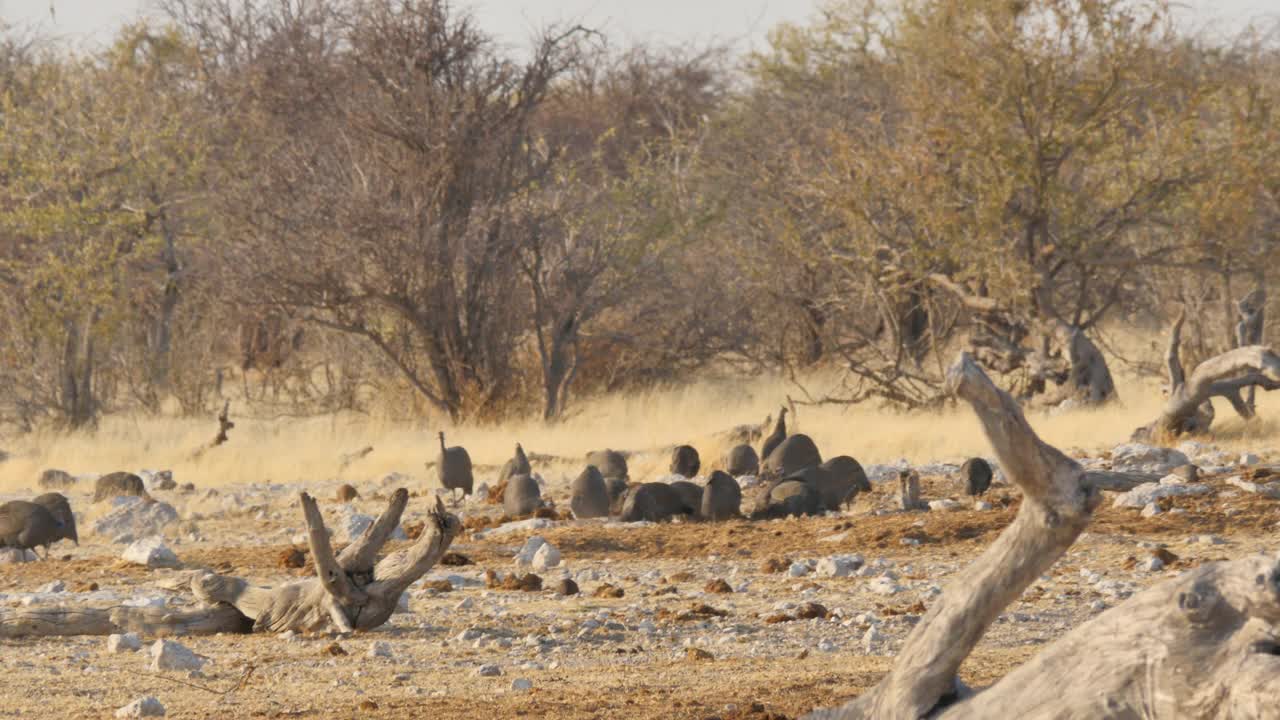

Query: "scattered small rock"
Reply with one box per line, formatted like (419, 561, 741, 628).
(501, 573, 544, 592)
(863, 626, 883, 652)
(704, 579, 733, 594)
(1110, 444, 1190, 474)
(1112, 480, 1210, 509)
(685, 647, 714, 662)
(441, 552, 473, 566)
(0, 548, 36, 564)
(477, 664, 502, 677)
(593, 583, 625, 599)
(759, 557, 790, 574)
(511, 678, 533, 692)
(94, 498, 179, 542)
(336, 484, 360, 503)
(108, 633, 142, 653)
(149, 639, 205, 672)
(123, 537, 180, 568)
(532, 542, 561, 571)
(323, 642, 348, 657)
(1225, 475, 1280, 499)
(867, 575, 902, 596)
(514, 536, 549, 567)
(367, 641, 393, 659)
(814, 555, 863, 578)
(555, 578, 580, 596)
(794, 602, 829, 620)
(115, 697, 165, 718)
(422, 579, 453, 593)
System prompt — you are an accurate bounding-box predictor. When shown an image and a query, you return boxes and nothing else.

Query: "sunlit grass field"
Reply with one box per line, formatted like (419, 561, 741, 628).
(4, 336, 1278, 492)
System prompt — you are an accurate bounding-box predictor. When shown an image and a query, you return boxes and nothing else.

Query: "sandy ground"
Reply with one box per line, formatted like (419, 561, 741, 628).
(1, 453, 1277, 720)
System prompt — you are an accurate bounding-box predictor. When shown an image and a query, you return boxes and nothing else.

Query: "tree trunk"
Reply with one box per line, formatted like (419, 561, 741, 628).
(1042, 323, 1117, 408)
(149, 219, 181, 399)
(60, 311, 97, 429)
(541, 316, 579, 421)
(1234, 288, 1265, 415)
(805, 353, 1280, 719)
(802, 297, 827, 366)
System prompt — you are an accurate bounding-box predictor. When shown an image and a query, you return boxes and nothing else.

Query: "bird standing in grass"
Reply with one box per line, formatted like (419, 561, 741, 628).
(437, 431, 474, 500)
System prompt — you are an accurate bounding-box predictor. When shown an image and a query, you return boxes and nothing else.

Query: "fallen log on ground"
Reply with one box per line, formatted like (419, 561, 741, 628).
(804, 352, 1280, 720)
(1133, 311, 1280, 440)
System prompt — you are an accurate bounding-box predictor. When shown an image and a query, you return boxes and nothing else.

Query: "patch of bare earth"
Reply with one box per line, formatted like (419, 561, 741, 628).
(0, 470, 1275, 718)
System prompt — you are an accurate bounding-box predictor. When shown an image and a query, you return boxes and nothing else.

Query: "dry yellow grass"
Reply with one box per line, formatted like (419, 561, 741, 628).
(3, 355, 1280, 492)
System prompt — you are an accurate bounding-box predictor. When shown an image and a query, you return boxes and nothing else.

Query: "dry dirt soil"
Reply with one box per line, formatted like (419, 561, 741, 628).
(1, 469, 1277, 719)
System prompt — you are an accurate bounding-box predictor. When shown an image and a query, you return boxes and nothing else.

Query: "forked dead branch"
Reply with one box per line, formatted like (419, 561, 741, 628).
(1134, 311, 1280, 440)
(0, 490, 462, 637)
(805, 353, 1280, 720)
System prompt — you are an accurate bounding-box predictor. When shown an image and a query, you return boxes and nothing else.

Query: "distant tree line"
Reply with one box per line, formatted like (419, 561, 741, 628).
(0, 0, 1277, 430)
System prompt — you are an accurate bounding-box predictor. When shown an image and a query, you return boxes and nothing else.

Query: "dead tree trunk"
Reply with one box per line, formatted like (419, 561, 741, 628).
(193, 490, 459, 633)
(1043, 322, 1116, 408)
(0, 604, 251, 638)
(0, 490, 460, 638)
(59, 311, 97, 429)
(1235, 288, 1266, 414)
(1135, 311, 1280, 440)
(147, 217, 181, 402)
(805, 354, 1280, 719)
(897, 471, 921, 511)
(808, 353, 1099, 719)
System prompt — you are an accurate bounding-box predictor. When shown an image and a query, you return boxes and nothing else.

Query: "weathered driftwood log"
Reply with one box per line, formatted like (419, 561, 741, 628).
(805, 353, 1280, 719)
(0, 490, 460, 638)
(0, 604, 251, 638)
(919, 553, 1280, 720)
(897, 470, 921, 511)
(1135, 311, 1280, 440)
(193, 489, 460, 633)
(806, 353, 1100, 719)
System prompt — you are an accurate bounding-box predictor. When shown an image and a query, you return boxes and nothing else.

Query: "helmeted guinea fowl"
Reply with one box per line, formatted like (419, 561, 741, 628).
(760, 407, 788, 465)
(436, 431, 474, 498)
(499, 443, 532, 485)
(32, 492, 78, 547)
(725, 444, 760, 477)
(0, 500, 70, 559)
(669, 445, 701, 478)
(961, 457, 993, 497)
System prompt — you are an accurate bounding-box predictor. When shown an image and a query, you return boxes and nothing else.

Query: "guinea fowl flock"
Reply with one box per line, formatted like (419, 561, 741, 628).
(0, 407, 994, 561)
(445, 404, 995, 526)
